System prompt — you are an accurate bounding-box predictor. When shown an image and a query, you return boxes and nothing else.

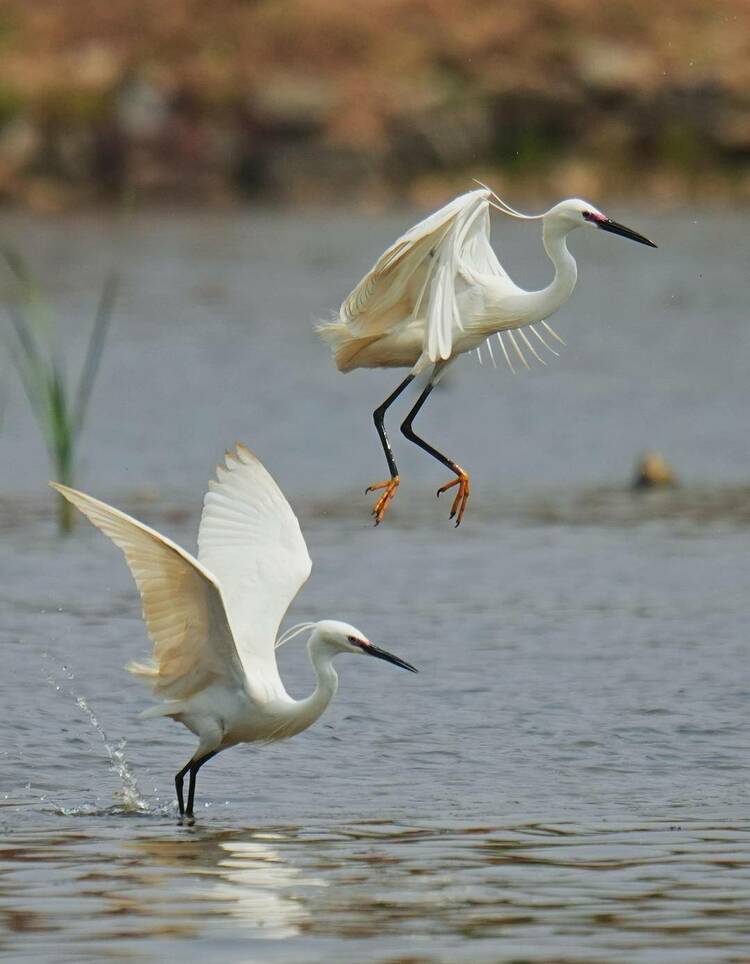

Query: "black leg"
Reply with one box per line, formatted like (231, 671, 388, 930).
(400, 374, 472, 526)
(366, 373, 415, 525)
(400, 381, 456, 474)
(185, 751, 218, 820)
(371, 373, 415, 479)
(175, 759, 192, 818)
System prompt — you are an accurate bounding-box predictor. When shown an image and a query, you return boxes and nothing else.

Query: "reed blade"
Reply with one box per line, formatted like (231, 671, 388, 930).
(2, 248, 116, 534)
(73, 272, 119, 433)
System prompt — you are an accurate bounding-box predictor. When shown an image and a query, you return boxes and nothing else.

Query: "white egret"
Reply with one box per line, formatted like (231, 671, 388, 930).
(51, 444, 417, 821)
(318, 184, 656, 526)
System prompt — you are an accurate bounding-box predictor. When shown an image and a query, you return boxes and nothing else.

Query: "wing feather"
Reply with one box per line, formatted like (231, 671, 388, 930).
(51, 483, 244, 700)
(341, 192, 478, 336)
(462, 205, 509, 280)
(197, 444, 312, 699)
(339, 188, 514, 364)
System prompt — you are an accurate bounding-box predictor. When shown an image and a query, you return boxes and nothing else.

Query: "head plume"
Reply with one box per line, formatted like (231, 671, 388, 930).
(275, 622, 317, 649)
(473, 179, 542, 221)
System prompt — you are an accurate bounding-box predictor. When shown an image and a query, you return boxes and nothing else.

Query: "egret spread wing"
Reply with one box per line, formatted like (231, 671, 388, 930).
(197, 444, 312, 697)
(51, 483, 244, 700)
(341, 188, 512, 363)
(342, 190, 481, 335)
(461, 203, 510, 281)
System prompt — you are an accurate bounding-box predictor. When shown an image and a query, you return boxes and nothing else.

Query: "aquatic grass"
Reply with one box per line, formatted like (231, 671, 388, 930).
(2, 248, 118, 533)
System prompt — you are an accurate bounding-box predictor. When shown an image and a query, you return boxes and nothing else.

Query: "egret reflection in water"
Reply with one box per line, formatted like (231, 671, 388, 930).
(126, 831, 327, 940)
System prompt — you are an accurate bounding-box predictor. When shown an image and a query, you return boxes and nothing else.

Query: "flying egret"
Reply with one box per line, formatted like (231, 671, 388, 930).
(51, 444, 417, 821)
(318, 185, 656, 526)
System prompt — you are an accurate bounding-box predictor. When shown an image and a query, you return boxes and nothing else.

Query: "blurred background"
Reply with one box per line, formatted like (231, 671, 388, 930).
(0, 0, 749, 210)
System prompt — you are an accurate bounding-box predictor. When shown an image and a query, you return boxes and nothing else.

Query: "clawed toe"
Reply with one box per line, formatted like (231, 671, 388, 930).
(365, 469, 470, 527)
(436, 471, 471, 526)
(366, 476, 400, 525)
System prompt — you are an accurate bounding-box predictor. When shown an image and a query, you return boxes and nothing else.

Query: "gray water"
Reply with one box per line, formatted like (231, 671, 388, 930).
(1, 205, 749, 962)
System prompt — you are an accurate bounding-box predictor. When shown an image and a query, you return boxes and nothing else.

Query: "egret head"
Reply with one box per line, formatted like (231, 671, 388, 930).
(314, 620, 418, 672)
(547, 198, 657, 248)
(479, 181, 657, 249)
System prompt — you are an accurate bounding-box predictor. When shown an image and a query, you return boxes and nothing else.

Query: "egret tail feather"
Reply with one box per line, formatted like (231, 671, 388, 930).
(496, 332, 515, 373)
(506, 330, 530, 370)
(528, 324, 560, 357)
(541, 320, 566, 345)
(518, 328, 546, 365)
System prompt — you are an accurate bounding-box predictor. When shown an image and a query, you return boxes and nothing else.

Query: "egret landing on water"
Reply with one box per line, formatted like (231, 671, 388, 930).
(52, 444, 417, 822)
(318, 184, 657, 527)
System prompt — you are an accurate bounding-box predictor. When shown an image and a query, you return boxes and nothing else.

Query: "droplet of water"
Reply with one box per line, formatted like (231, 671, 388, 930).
(44, 656, 150, 814)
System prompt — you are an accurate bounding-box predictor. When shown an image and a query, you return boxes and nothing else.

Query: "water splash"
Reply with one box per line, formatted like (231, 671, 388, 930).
(74, 695, 149, 813)
(54, 800, 174, 819)
(44, 656, 150, 814)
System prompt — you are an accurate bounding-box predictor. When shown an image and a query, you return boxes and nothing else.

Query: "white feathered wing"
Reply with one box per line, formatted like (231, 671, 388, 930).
(197, 444, 312, 701)
(338, 188, 514, 364)
(51, 444, 312, 708)
(50, 482, 245, 701)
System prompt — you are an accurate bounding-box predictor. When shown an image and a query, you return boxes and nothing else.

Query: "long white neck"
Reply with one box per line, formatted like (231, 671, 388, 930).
(534, 220, 578, 318)
(483, 219, 578, 330)
(295, 632, 339, 730)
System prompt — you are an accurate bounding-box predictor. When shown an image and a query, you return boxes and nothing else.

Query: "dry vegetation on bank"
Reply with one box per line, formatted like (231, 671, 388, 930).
(0, 0, 749, 208)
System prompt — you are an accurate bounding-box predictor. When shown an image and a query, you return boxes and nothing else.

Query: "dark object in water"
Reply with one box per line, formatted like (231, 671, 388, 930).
(632, 451, 678, 490)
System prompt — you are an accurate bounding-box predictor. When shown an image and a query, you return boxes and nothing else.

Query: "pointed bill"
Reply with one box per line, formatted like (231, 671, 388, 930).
(358, 640, 418, 673)
(596, 218, 657, 248)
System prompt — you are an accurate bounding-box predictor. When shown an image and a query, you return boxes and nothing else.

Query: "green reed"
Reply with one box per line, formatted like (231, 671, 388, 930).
(3, 248, 118, 533)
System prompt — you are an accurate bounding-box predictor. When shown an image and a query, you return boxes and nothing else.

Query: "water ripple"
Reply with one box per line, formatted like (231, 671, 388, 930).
(2, 821, 750, 961)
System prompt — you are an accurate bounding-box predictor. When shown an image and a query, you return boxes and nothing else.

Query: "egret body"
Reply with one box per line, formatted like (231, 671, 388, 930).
(319, 186, 656, 526)
(52, 444, 416, 820)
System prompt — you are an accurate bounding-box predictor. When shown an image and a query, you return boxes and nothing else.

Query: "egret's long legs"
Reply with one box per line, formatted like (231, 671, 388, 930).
(400, 379, 471, 527)
(366, 373, 415, 524)
(176, 750, 217, 821)
(175, 760, 190, 817)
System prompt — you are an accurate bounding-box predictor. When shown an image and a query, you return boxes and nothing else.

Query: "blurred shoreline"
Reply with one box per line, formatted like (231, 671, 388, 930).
(1, 1, 749, 211)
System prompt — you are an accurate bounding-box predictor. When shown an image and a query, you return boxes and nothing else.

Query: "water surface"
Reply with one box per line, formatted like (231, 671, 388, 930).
(1, 206, 749, 961)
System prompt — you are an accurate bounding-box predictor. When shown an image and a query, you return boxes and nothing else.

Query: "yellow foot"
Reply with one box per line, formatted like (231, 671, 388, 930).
(365, 476, 400, 526)
(436, 470, 471, 527)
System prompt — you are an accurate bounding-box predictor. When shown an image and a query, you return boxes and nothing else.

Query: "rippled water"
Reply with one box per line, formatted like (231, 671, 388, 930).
(6, 818, 750, 962)
(1, 206, 749, 960)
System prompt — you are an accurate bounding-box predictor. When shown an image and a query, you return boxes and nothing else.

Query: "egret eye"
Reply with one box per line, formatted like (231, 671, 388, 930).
(347, 635, 358, 643)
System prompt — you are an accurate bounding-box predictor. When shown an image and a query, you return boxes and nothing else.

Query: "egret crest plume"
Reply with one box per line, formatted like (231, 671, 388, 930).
(275, 621, 317, 649)
(472, 179, 542, 221)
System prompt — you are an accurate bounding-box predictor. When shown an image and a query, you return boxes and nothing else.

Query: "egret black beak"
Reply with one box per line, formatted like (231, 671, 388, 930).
(597, 218, 657, 248)
(360, 641, 418, 673)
